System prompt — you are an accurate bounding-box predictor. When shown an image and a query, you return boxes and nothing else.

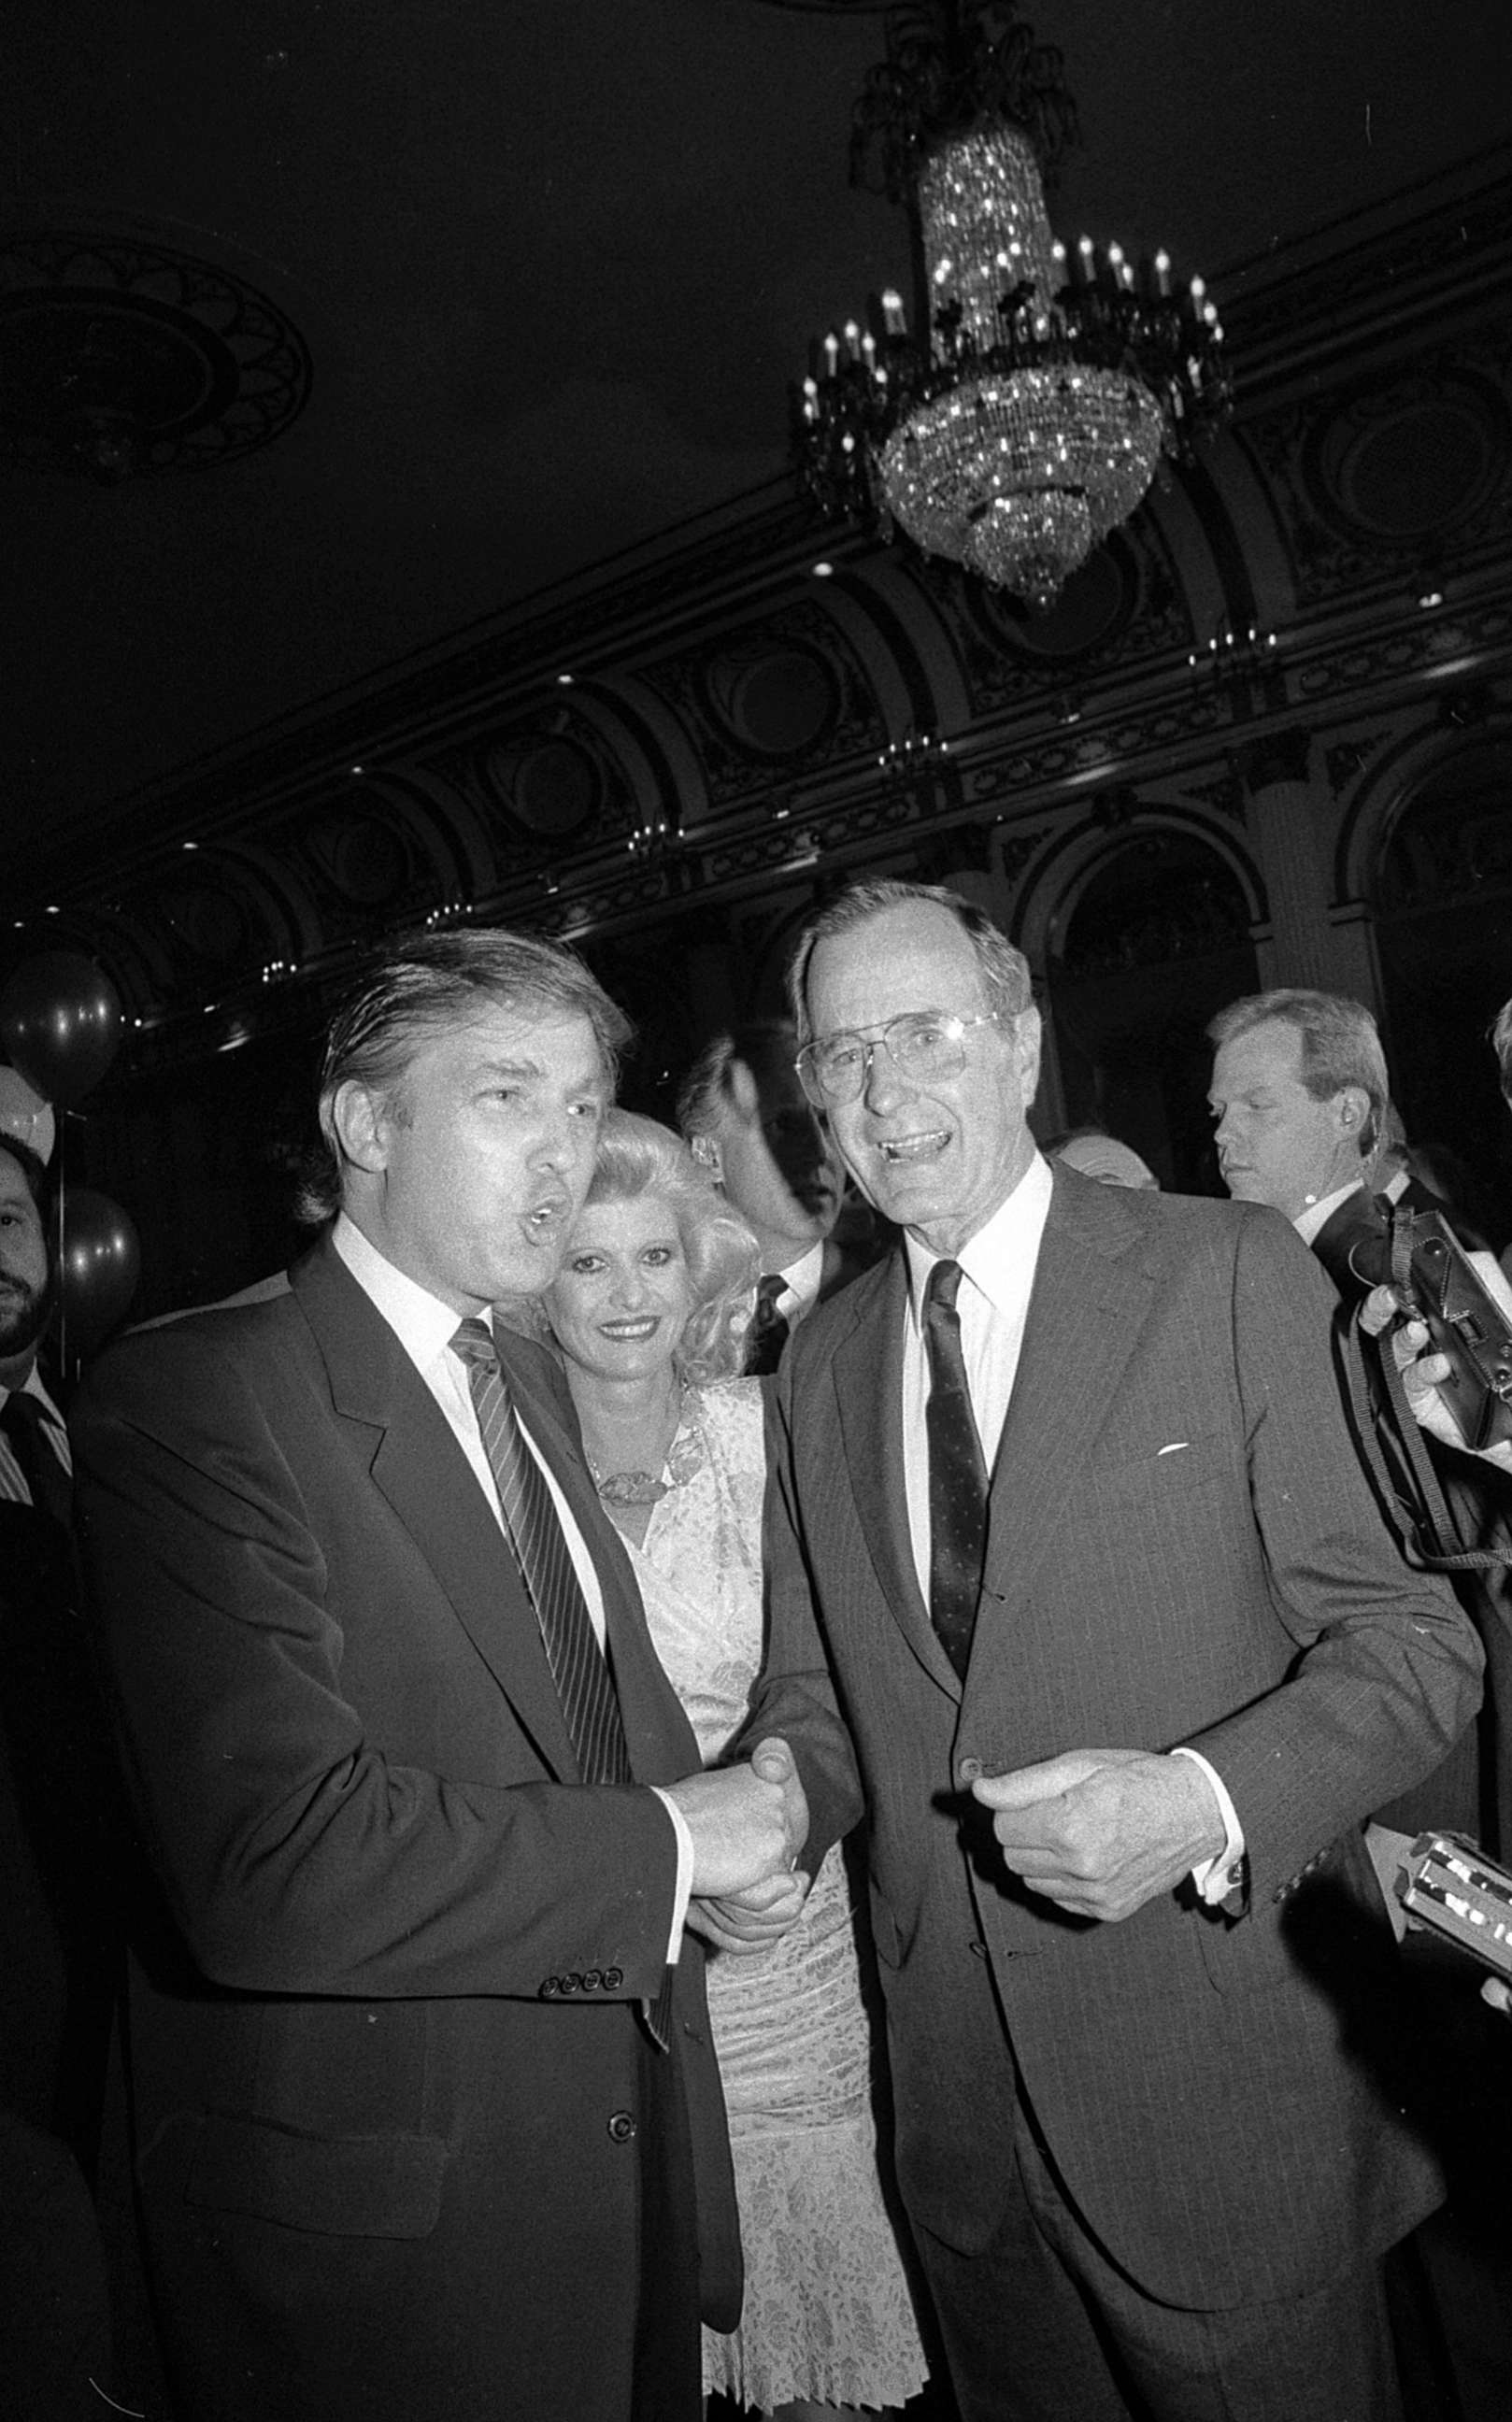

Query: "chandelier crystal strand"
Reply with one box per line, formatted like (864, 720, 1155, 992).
(793, 9, 1230, 606)
(919, 125, 1059, 349)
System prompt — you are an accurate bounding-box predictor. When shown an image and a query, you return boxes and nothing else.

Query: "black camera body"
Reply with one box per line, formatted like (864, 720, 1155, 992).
(1346, 1194, 1512, 1454)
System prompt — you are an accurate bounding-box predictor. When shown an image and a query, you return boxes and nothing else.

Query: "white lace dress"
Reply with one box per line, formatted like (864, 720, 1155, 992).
(622, 1377, 927, 2415)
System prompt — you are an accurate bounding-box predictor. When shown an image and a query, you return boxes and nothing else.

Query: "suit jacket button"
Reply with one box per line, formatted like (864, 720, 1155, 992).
(607, 2110, 637, 2144)
(968, 1938, 988, 1959)
(540, 1975, 561, 1998)
(561, 1973, 583, 1995)
(958, 1756, 984, 1784)
(603, 1966, 623, 1989)
(582, 1968, 603, 1991)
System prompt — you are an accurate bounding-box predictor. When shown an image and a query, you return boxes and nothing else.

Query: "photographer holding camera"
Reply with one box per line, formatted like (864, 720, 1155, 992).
(1209, 989, 1512, 2420)
(1207, 989, 1511, 1829)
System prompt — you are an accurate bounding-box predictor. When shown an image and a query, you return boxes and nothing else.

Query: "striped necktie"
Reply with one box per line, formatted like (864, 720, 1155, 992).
(1, 1389, 73, 1532)
(451, 1318, 630, 1786)
(923, 1260, 989, 1679)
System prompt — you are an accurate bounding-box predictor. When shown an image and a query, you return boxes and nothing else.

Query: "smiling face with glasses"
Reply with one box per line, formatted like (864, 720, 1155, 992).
(799, 897, 1041, 1256)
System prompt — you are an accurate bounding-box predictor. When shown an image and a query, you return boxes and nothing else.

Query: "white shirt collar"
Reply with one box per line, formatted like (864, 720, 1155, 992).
(903, 1150, 1054, 1325)
(1292, 1176, 1362, 1247)
(0, 1365, 64, 1423)
(332, 1211, 469, 1368)
(777, 1240, 826, 1317)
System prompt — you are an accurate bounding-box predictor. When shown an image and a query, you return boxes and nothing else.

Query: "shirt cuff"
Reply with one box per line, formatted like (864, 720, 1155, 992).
(1170, 1745, 1246, 1906)
(649, 1786, 694, 1963)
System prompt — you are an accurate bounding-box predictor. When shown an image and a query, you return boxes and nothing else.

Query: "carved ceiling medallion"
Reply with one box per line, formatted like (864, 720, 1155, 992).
(0, 233, 311, 480)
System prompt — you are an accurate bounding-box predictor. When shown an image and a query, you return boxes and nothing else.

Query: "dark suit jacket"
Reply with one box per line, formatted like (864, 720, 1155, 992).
(752, 1169, 1482, 2313)
(1310, 1179, 1512, 1852)
(71, 1235, 738, 2422)
(0, 1471, 119, 2414)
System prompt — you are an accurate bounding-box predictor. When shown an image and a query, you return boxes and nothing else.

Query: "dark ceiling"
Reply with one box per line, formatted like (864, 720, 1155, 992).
(5, 0, 1508, 851)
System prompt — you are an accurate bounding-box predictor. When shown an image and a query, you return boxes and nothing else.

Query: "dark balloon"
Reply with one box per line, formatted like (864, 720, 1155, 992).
(0, 951, 125, 1106)
(59, 1189, 141, 1358)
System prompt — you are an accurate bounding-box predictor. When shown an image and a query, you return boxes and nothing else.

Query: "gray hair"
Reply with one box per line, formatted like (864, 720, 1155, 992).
(786, 879, 1034, 1045)
(300, 929, 632, 1223)
(1206, 988, 1389, 1155)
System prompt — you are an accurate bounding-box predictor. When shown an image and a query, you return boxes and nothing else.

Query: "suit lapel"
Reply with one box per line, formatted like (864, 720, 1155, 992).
(291, 1244, 578, 1778)
(976, 1173, 1157, 1654)
(833, 1253, 961, 1696)
(496, 1328, 703, 1787)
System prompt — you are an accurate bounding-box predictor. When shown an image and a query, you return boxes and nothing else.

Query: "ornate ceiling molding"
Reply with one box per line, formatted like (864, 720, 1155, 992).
(0, 230, 311, 479)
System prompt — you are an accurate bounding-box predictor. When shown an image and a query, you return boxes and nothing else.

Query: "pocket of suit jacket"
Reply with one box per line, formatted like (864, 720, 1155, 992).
(184, 2110, 449, 2239)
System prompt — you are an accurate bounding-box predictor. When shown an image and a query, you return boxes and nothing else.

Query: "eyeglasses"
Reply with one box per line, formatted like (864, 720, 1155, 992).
(795, 1011, 999, 1107)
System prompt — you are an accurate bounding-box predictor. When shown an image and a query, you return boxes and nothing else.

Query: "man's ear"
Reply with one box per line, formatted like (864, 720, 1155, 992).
(329, 1078, 392, 1175)
(1335, 1086, 1371, 1143)
(690, 1132, 723, 1180)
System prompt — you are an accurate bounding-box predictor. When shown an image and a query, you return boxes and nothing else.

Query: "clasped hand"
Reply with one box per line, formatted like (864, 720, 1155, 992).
(668, 1737, 812, 1954)
(973, 1746, 1225, 1922)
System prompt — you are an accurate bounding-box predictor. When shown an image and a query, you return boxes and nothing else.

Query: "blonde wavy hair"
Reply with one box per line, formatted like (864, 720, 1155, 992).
(539, 1110, 761, 1385)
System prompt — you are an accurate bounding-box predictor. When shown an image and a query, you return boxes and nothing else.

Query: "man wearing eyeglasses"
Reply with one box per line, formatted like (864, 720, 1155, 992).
(742, 877, 1481, 2422)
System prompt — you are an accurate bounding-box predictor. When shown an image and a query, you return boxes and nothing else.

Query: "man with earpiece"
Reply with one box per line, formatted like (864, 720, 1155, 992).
(1206, 987, 1504, 1837)
(1208, 989, 1408, 1282)
(1209, 985, 1512, 2422)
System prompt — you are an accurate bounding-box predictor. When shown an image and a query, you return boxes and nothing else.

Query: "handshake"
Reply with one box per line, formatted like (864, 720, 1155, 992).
(666, 1737, 812, 1955)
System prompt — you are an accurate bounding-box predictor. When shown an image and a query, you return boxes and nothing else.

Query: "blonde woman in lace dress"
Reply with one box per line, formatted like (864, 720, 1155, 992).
(542, 1111, 927, 2422)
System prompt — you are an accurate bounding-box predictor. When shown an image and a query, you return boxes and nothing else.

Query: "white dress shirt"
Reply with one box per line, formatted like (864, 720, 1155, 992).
(773, 1239, 826, 1328)
(332, 1215, 692, 1944)
(899, 1157, 1242, 1902)
(1292, 1176, 1363, 1247)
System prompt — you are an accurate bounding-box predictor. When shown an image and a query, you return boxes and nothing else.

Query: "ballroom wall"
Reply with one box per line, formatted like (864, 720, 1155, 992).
(13, 152, 1512, 1319)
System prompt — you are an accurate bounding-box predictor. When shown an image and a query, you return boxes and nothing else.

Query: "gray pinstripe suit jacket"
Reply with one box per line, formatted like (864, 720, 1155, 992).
(754, 1166, 1482, 2312)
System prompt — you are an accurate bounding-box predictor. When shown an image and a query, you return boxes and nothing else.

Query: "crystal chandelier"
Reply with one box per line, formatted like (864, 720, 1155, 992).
(794, 3, 1230, 607)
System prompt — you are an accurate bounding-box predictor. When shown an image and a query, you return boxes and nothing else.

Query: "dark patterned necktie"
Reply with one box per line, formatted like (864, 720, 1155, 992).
(746, 1274, 791, 1376)
(923, 1260, 989, 1680)
(451, 1318, 630, 1786)
(1, 1389, 73, 1531)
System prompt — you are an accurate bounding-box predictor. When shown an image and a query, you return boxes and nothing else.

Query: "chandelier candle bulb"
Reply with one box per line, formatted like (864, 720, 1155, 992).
(881, 289, 907, 335)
